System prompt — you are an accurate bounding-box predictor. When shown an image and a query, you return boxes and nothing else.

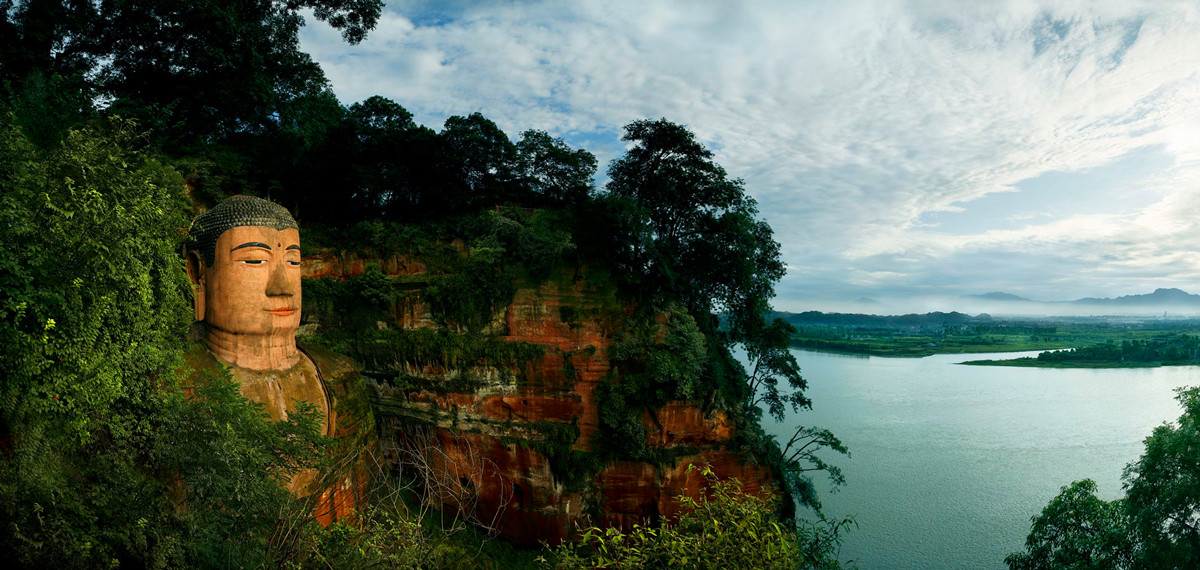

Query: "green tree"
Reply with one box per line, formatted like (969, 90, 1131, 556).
(599, 118, 841, 512)
(745, 317, 811, 422)
(605, 118, 783, 324)
(0, 113, 191, 434)
(441, 112, 522, 209)
(1, 0, 386, 223)
(342, 96, 446, 221)
(1, 0, 381, 147)
(1004, 480, 1133, 570)
(1123, 386, 1200, 567)
(516, 129, 598, 206)
(1007, 387, 1200, 569)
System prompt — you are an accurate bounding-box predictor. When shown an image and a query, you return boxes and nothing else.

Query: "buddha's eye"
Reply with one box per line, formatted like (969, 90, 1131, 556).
(237, 259, 267, 265)
(287, 260, 301, 267)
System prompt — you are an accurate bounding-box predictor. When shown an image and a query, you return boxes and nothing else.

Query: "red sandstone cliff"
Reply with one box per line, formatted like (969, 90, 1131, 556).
(301, 251, 776, 546)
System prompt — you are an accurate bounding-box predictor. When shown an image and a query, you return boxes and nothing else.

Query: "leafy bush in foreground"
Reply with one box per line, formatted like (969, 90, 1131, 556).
(541, 464, 853, 569)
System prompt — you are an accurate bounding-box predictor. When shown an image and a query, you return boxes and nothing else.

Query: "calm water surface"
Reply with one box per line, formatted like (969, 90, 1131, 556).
(765, 349, 1200, 569)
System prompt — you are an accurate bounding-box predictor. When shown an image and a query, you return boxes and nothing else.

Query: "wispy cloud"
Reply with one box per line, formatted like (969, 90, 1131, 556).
(300, 0, 1200, 311)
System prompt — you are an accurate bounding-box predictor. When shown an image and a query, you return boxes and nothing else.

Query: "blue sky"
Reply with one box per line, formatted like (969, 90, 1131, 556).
(299, 1, 1200, 312)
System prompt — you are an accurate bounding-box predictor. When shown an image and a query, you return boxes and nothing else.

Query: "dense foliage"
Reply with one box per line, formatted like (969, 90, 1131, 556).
(0, 115, 330, 567)
(1, 0, 381, 150)
(586, 118, 844, 513)
(1006, 387, 1200, 569)
(541, 464, 851, 569)
(1035, 335, 1200, 365)
(17, 2, 1200, 567)
(0, 113, 190, 436)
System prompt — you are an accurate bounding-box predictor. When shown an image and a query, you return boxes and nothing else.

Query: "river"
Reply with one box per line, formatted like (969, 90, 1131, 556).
(764, 349, 1200, 569)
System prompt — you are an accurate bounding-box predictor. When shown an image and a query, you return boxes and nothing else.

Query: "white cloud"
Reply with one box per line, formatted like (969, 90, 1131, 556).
(300, 0, 1200, 309)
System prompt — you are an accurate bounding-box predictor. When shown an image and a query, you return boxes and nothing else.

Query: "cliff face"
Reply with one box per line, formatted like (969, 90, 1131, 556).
(301, 251, 775, 546)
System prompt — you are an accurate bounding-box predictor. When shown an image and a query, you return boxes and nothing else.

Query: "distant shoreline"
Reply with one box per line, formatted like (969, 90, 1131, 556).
(788, 338, 1068, 358)
(959, 357, 1200, 368)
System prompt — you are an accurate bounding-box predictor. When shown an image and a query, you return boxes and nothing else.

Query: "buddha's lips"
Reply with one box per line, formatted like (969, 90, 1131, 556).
(267, 307, 297, 317)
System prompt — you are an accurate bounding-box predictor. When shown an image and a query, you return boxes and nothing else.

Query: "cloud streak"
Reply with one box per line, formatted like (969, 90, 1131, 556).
(300, 0, 1200, 312)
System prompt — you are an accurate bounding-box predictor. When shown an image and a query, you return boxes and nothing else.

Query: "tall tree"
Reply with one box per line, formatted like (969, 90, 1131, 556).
(1123, 386, 1200, 567)
(601, 118, 842, 511)
(441, 112, 521, 210)
(1005, 480, 1133, 570)
(604, 118, 784, 332)
(516, 129, 597, 206)
(341, 96, 446, 220)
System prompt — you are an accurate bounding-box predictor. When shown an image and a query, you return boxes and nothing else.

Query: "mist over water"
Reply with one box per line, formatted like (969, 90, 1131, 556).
(765, 349, 1197, 569)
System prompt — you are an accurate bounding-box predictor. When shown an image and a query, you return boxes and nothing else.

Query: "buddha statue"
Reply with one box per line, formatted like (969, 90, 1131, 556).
(183, 195, 373, 524)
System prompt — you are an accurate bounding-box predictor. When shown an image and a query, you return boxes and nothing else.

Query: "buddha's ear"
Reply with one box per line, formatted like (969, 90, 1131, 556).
(185, 251, 206, 321)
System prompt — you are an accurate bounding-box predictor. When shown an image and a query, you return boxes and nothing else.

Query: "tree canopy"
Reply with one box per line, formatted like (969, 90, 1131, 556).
(594, 118, 842, 513)
(1007, 386, 1200, 569)
(1, 0, 382, 147)
(605, 118, 784, 327)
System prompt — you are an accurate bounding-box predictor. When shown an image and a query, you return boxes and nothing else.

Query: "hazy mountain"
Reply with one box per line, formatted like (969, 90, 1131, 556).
(793, 288, 1200, 317)
(1070, 288, 1200, 307)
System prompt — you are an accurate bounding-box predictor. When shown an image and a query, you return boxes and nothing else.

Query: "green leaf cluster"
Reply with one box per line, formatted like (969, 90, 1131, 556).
(1007, 386, 1200, 569)
(610, 306, 708, 403)
(0, 112, 191, 438)
(0, 116, 334, 568)
(594, 307, 707, 460)
(541, 464, 853, 569)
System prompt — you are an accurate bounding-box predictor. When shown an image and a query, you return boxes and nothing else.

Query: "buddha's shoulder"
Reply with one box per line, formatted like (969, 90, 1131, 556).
(298, 342, 373, 433)
(297, 341, 360, 381)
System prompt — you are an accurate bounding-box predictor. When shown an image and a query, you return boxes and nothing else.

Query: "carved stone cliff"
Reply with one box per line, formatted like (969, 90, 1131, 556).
(301, 250, 776, 546)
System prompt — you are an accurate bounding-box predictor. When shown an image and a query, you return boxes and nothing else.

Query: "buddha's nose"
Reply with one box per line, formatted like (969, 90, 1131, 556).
(266, 261, 294, 297)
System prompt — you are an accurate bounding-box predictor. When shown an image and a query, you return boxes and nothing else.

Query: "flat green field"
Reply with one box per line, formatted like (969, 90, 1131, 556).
(789, 335, 1064, 357)
(788, 318, 1200, 362)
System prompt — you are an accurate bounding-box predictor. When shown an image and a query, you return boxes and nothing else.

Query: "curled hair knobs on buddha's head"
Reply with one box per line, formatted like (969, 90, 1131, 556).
(187, 195, 298, 266)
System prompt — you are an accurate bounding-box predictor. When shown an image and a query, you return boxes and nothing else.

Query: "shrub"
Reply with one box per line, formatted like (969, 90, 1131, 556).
(541, 464, 852, 569)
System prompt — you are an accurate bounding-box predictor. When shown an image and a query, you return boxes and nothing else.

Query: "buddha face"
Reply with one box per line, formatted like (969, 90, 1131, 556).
(194, 226, 302, 337)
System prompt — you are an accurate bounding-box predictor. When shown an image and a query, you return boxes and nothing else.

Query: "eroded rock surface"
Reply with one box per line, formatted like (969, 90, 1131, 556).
(303, 251, 776, 545)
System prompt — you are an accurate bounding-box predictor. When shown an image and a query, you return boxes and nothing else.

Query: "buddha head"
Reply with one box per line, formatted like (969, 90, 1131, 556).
(186, 195, 303, 370)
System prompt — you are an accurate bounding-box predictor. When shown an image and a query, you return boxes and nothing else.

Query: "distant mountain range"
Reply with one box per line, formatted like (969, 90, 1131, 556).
(1071, 288, 1200, 307)
(964, 288, 1200, 308)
